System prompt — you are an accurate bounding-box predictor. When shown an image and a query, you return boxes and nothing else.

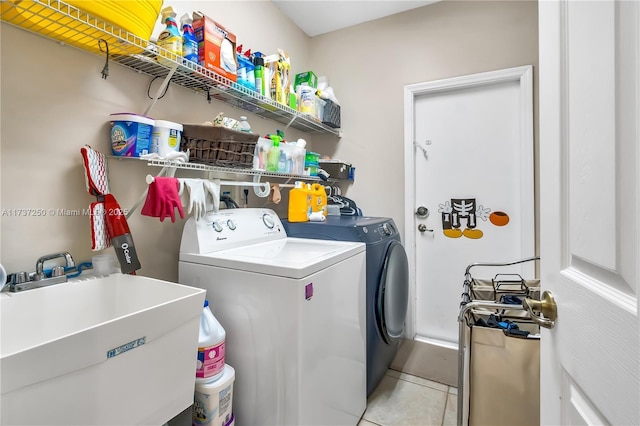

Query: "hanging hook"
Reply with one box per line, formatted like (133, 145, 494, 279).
(414, 139, 431, 159)
(252, 174, 271, 198)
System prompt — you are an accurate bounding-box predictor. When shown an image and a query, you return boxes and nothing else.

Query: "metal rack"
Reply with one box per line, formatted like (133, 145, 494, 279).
(457, 256, 543, 426)
(0, 0, 342, 135)
(115, 157, 338, 219)
(111, 157, 336, 183)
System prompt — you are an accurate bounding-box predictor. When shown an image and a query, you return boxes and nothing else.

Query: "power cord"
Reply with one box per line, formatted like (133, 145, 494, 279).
(98, 39, 109, 79)
(147, 76, 170, 100)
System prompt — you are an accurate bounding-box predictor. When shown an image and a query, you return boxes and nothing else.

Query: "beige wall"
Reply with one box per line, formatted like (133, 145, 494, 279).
(0, 1, 538, 281)
(0, 1, 312, 277)
(309, 0, 538, 240)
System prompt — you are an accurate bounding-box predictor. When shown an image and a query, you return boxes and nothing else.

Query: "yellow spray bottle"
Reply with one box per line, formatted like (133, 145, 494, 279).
(157, 6, 182, 66)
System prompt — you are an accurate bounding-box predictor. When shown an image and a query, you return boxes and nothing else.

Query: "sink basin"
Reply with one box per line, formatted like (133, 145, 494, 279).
(1, 273, 206, 425)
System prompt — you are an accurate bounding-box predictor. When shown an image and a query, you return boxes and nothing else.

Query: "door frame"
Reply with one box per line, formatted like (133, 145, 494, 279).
(403, 66, 535, 338)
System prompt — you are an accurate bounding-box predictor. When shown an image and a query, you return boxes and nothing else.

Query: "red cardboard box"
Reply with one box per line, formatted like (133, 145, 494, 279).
(193, 12, 237, 82)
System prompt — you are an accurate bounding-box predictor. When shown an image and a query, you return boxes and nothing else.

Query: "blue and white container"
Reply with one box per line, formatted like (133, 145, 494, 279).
(109, 113, 154, 157)
(193, 364, 235, 426)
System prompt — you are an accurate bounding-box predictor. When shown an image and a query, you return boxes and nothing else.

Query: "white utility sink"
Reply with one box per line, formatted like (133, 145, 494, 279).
(1, 273, 206, 425)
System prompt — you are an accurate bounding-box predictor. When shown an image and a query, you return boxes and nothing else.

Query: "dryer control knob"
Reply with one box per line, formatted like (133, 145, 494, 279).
(227, 219, 237, 230)
(212, 221, 223, 232)
(382, 223, 391, 235)
(262, 214, 275, 229)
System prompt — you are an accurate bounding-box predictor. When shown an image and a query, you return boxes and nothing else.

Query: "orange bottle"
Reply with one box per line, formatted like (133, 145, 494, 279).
(288, 181, 311, 222)
(310, 183, 328, 216)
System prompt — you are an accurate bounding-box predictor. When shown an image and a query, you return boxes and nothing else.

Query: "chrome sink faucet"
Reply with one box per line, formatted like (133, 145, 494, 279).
(1, 252, 76, 292)
(34, 252, 75, 280)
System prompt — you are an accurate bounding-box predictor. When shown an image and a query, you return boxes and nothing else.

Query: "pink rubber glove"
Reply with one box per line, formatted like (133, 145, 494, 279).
(141, 178, 161, 218)
(141, 177, 184, 222)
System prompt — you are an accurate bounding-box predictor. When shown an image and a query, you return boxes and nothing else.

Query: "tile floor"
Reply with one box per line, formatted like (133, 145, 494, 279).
(358, 369, 458, 426)
(169, 368, 458, 426)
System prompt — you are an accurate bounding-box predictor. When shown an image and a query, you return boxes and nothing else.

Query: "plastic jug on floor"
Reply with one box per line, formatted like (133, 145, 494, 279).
(196, 300, 226, 381)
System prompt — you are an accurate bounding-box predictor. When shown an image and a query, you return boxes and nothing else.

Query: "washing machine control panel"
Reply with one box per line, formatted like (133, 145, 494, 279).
(262, 213, 275, 229)
(181, 208, 286, 254)
(379, 222, 396, 237)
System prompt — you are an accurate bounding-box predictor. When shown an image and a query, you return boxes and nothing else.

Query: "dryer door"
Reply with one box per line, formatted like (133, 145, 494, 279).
(376, 240, 409, 343)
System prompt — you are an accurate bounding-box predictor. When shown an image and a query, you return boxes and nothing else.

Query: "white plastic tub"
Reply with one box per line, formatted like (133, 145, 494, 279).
(152, 120, 183, 157)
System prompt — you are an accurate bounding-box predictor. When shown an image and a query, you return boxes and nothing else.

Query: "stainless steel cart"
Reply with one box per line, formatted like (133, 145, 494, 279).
(457, 257, 543, 426)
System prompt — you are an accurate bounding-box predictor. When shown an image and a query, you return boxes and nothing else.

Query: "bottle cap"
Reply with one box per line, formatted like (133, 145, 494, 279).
(253, 56, 264, 67)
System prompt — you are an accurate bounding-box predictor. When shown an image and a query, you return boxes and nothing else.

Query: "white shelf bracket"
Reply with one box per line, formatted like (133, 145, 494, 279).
(283, 114, 297, 132)
(143, 62, 179, 117)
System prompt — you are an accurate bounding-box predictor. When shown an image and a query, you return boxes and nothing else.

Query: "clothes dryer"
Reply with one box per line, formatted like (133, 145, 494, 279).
(179, 209, 366, 426)
(282, 216, 409, 396)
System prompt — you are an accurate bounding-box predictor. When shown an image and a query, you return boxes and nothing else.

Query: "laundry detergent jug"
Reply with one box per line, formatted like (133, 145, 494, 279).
(196, 300, 226, 381)
(288, 181, 311, 222)
(310, 183, 328, 216)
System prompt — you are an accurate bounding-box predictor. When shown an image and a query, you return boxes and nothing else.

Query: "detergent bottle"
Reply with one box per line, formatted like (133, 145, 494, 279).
(196, 300, 226, 381)
(180, 13, 198, 67)
(253, 52, 265, 96)
(310, 183, 328, 216)
(288, 181, 311, 222)
(157, 6, 182, 66)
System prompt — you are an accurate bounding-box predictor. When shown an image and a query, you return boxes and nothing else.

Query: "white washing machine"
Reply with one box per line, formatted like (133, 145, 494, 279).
(179, 208, 366, 426)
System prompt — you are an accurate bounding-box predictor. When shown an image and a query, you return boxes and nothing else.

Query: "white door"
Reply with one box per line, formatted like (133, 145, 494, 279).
(403, 67, 535, 346)
(539, 0, 639, 424)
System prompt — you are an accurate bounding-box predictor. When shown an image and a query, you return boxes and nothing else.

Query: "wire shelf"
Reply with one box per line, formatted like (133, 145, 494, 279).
(110, 157, 336, 183)
(0, 0, 341, 135)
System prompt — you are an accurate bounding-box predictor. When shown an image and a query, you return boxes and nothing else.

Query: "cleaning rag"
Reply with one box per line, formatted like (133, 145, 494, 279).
(141, 177, 184, 223)
(140, 151, 189, 163)
(269, 183, 281, 204)
(80, 145, 111, 250)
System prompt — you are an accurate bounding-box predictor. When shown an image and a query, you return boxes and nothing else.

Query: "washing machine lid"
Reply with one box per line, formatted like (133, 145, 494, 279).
(180, 237, 365, 279)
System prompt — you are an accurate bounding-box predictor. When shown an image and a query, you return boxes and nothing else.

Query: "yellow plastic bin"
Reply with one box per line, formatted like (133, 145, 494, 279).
(1, 0, 162, 55)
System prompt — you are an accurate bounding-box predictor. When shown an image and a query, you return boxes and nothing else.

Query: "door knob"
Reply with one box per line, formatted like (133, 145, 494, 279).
(418, 224, 433, 233)
(522, 290, 557, 329)
(416, 206, 429, 217)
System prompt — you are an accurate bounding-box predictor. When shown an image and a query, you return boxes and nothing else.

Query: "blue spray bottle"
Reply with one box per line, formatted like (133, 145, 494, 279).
(180, 13, 198, 68)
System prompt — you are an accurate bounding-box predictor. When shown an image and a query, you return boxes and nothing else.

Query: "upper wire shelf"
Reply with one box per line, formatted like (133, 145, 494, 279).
(0, 0, 342, 136)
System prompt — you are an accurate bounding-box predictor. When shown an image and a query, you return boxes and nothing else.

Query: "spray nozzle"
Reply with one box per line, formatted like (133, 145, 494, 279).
(161, 6, 177, 20)
(180, 13, 193, 26)
(269, 135, 282, 146)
